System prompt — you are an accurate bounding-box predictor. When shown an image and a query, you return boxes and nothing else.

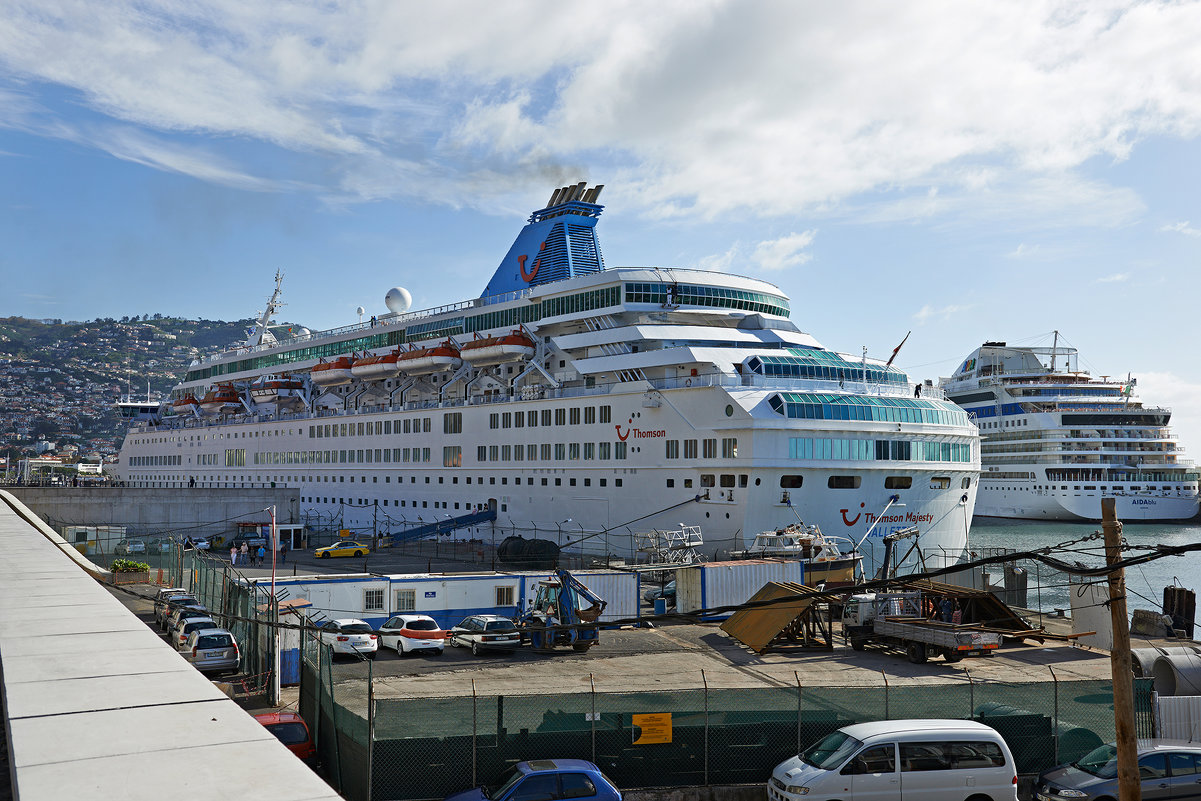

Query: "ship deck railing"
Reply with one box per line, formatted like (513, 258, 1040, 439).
(132, 372, 944, 433)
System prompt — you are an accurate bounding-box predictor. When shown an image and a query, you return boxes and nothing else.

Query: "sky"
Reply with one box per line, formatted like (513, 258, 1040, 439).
(2, 1, 1201, 451)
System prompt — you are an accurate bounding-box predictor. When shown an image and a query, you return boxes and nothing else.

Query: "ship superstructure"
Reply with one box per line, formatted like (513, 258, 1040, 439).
(115, 183, 980, 575)
(941, 335, 1199, 521)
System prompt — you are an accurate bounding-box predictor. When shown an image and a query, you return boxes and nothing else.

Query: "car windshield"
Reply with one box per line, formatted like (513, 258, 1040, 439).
(1074, 744, 1119, 778)
(266, 722, 310, 745)
(184, 620, 215, 631)
(341, 623, 373, 635)
(405, 620, 439, 631)
(801, 731, 864, 770)
(486, 621, 517, 632)
(196, 634, 233, 648)
(484, 766, 524, 799)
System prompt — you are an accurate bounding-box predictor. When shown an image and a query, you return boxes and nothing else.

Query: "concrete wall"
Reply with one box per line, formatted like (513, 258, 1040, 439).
(4, 487, 300, 541)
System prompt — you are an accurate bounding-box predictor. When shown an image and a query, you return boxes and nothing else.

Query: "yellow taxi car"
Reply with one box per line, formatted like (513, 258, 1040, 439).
(314, 540, 371, 558)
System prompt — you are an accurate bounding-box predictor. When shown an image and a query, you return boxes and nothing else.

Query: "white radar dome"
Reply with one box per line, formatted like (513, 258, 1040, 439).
(385, 286, 413, 314)
(356, 306, 366, 316)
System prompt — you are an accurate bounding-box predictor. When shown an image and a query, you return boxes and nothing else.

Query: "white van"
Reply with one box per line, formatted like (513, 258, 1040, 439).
(769, 719, 1018, 801)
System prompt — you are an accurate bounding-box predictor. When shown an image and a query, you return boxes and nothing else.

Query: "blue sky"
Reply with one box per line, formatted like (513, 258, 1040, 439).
(3, 1, 1200, 449)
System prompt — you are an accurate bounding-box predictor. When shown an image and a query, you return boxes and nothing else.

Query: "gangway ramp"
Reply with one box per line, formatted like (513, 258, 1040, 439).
(388, 508, 496, 545)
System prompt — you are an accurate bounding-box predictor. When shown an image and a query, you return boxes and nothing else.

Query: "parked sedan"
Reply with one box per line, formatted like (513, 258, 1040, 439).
(115, 539, 147, 555)
(255, 711, 316, 764)
(163, 604, 209, 633)
(171, 616, 218, 649)
(184, 628, 240, 674)
(152, 588, 191, 624)
(314, 540, 371, 558)
(318, 618, 379, 658)
(379, 614, 446, 656)
(1036, 739, 1201, 801)
(446, 759, 621, 801)
(448, 614, 522, 656)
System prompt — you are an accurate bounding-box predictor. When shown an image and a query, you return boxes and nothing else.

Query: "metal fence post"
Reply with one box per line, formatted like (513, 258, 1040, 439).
(965, 667, 974, 719)
(881, 670, 890, 720)
(325, 644, 343, 794)
(795, 671, 803, 755)
(367, 657, 375, 801)
(701, 670, 709, 787)
(1049, 665, 1059, 764)
(472, 679, 478, 788)
(589, 673, 596, 765)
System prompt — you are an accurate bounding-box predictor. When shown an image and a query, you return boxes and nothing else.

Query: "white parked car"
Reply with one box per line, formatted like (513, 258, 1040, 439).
(379, 614, 446, 656)
(171, 616, 218, 650)
(318, 618, 379, 658)
(448, 614, 522, 656)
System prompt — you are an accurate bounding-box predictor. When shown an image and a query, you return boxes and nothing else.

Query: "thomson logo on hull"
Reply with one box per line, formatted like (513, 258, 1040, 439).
(615, 415, 666, 442)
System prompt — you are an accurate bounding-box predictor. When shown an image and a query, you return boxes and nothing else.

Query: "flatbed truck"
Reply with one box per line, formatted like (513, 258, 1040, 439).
(842, 592, 1002, 664)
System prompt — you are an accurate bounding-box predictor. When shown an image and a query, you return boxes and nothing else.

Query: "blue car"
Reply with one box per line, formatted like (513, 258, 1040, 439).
(445, 759, 621, 801)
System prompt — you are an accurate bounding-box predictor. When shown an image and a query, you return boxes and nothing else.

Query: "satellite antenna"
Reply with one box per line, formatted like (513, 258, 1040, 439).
(385, 287, 413, 314)
(356, 306, 365, 323)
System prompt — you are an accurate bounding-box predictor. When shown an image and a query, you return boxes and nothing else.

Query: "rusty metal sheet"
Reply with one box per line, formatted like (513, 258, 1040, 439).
(720, 581, 825, 654)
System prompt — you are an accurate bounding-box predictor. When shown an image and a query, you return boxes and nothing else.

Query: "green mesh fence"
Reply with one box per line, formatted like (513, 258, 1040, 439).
(296, 652, 1158, 800)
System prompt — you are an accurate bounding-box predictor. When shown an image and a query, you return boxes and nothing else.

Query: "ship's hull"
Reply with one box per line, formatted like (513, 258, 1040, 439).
(114, 383, 977, 575)
(975, 480, 1199, 522)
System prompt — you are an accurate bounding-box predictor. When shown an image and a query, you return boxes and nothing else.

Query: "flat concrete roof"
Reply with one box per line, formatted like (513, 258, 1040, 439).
(0, 490, 342, 801)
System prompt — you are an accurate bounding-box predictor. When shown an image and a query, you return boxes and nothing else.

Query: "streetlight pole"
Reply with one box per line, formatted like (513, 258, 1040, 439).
(270, 504, 280, 707)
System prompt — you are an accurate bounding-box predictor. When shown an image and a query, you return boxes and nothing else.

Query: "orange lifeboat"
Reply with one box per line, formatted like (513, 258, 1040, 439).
(460, 329, 536, 367)
(397, 340, 463, 375)
(198, 384, 241, 414)
(172, 395, 200, 415)
(250, 374, 303, 402)
(310, 356, 354, 387)
(351, 349, 403, 381)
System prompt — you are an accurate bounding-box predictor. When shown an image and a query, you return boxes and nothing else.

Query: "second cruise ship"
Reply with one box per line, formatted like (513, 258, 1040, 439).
(941, 335, 1199, 521)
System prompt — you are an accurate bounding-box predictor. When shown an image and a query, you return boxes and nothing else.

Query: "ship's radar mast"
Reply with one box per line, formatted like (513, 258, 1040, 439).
(244, 270, 286, 349)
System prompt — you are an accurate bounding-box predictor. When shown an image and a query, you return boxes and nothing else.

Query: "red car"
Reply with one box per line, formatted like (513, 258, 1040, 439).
(254, 711, 316, 764)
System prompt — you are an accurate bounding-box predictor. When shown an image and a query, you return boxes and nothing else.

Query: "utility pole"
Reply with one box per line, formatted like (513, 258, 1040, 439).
(1103, 497, 1140, 801)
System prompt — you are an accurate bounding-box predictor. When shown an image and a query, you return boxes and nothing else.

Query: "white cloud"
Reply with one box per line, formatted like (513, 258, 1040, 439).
(914, 303, 975, 324)
(1, 1, 1200, 217)
(1160, 221, 1201, 237)
(1096, 272, 1130, 283)
(1007, 243, 1039, 259)
(751, 231, 817, 272)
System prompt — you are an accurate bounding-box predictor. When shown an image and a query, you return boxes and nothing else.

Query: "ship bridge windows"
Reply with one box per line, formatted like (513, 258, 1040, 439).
(769, 392, 971, 427)
(624, 282, 790, 317)
(790, 437, 972, 463)
(749, 352, 908, 386)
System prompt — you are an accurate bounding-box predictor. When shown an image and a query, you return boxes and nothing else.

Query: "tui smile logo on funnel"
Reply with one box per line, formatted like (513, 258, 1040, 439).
(518, 240, 547, 282)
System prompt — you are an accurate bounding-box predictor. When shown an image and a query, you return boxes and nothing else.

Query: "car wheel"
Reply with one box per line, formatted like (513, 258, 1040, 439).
(471, 641, 481, 656)
(396, 642, 407, 657)
(356, 550, 366, 557)
(319, 551, 329, 558)
(449, 635, 459, 648)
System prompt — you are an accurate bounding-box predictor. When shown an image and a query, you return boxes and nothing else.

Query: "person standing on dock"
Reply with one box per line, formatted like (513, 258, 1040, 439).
(280, 542, 288, 564)
(256, 545, 266, 566)
(230, 544, 237, 565)
(240, 542, 249, 565)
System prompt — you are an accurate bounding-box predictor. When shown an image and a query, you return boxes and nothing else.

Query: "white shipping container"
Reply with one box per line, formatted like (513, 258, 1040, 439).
(676, 559, 804, 618)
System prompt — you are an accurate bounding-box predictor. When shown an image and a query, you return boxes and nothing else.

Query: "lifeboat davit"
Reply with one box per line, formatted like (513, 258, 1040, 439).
(250, 374, 304, 402)
(351, 350, 403, 381)
(198, 384, 241, 415)
(310, 356, 355, 387)
(172, 395, 200, 415)
(460, 329, 536, 367)
(397, 340, 462, 375)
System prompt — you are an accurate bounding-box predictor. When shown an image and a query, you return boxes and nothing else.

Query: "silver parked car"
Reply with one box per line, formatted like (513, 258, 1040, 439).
(164, 604, 209, 633)
(1036, 739, 1201, 801)
(171, 616, 218, 650)
(448, 614, 522, 655)
(184, 628, 240, 674)
(152, 588, 191, 625)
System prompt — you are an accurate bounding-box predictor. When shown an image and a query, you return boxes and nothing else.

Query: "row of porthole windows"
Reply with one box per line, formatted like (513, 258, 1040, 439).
(777, 474, 972, 490)
(300, 475, 627, 506)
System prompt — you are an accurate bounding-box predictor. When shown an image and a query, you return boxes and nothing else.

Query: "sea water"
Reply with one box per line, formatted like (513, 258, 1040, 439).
(965, 518, 1201, 617)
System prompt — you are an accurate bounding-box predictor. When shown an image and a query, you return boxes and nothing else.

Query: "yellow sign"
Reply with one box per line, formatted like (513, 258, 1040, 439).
(631, 713, 672, 745)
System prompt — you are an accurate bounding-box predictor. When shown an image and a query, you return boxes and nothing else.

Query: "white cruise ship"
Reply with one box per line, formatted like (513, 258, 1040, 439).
(941, 336, 1199, 521)
(114, 183, 980, 574)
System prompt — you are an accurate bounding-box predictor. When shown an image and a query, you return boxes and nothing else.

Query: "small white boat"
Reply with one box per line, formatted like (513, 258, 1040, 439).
(250, 374, 303, 402)
(731, 521, 862, 585)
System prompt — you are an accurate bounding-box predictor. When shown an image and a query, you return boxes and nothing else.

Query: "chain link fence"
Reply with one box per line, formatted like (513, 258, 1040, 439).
(296, 646, 1154, 801)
